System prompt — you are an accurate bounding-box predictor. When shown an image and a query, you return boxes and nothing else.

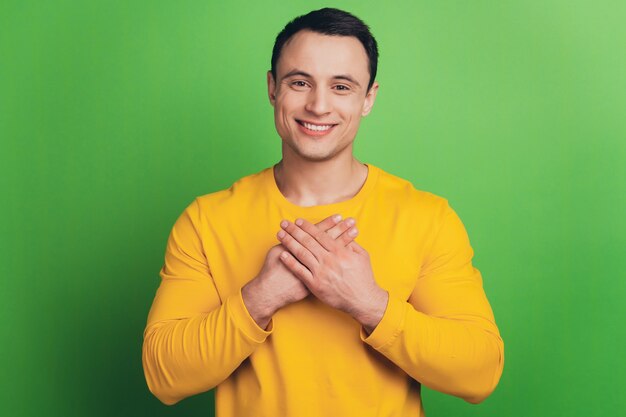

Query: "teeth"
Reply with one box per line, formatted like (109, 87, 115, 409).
(302, 121, 333, 131)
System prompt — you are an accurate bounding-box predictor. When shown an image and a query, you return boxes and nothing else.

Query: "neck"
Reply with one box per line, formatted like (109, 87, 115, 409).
(274, 153, 368, 207)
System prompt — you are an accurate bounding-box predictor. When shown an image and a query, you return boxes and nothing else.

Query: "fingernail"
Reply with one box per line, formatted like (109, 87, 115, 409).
(280, 220, 288, 228)
(295, 218, 303, 226)
(277, 230, 286, 239)
(280, 251, 288, 260)
(333, 214, 342, 223)
(349, 227, 358, 236)
(346, 218, 356, 227)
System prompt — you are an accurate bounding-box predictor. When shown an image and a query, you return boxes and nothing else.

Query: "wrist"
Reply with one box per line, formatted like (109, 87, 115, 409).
(241, 279, 277, 329)
(354, 288, 389, 335)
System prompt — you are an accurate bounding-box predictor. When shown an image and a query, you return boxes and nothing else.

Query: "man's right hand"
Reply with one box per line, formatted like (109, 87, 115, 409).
(241, 214, 358, 329)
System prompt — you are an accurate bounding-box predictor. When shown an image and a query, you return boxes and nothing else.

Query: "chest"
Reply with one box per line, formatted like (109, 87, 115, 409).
(201, 204, 432, 302)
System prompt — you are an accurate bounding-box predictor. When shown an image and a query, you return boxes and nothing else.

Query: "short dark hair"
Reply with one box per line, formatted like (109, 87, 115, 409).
(270, 8, 379, 91)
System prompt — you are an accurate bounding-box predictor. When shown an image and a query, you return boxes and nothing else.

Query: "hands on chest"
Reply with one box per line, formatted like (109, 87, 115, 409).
(242, 214, 389, 334)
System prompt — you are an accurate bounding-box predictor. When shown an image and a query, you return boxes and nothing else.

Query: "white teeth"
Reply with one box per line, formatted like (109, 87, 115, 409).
(302, 121, 333, 131)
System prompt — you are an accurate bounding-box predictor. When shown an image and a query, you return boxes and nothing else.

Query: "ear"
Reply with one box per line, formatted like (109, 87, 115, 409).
(267, 71, 276, 106)
(361, 81, 379, 116)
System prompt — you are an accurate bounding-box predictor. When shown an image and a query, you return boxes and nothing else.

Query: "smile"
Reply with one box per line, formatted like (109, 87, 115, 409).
(296, 119, 338, 136)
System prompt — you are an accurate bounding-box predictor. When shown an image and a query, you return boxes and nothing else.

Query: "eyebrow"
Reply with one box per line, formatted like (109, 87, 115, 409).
(282, 69, 362, 88)
(333, 74, 361, 88)
(283, 70, 312, 79)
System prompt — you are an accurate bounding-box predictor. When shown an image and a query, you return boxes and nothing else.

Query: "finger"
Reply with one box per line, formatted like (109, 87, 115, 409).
(280, 219, 327, 260)
(336, 225, 359, 247)
(279, 250, 313, 285)
(348, 240, 366, 254)
(277, 226, 319, 268)
(314, 213, 343, 232)
(326, 217, 356, 240)
(293, 218, 338, 252)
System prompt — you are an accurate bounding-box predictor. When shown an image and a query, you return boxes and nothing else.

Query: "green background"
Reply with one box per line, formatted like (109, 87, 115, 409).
(2, 0, 624, 416)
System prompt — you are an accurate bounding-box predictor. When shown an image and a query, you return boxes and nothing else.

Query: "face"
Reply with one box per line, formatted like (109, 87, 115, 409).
(268, 30, 379, 162)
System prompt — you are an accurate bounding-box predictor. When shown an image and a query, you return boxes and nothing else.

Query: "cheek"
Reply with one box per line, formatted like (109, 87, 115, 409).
(337, 99, 364, 124)
(276, 90, 304, 112)
(274, 95, 300, 135)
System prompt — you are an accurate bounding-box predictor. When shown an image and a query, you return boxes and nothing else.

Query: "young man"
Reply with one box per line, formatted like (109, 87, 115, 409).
(142, 8, 504, 416)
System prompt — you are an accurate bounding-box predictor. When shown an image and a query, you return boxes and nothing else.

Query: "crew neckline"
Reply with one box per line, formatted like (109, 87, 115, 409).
(265, 163, 380, 217)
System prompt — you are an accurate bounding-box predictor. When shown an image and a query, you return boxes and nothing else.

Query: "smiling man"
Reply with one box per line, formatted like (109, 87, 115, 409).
(142, 8, 504, 416)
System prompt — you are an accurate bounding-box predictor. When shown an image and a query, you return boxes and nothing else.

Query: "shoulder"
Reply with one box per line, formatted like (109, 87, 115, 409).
(371, 165, 469, 247)
(183, 167, 272, 220)
(372, 164, 451, 216)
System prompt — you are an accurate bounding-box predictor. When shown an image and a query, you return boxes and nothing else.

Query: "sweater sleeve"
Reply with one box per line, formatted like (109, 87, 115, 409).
(142, 199, 272, 405)
(361, 200, 504, 404)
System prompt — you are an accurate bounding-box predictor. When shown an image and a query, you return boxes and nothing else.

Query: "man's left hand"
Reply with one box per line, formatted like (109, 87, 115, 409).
(276, 218, 389, 334)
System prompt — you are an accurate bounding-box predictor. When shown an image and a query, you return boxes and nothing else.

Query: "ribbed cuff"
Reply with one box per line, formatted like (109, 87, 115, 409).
(360, 297, 407, 352)
(227, 289, 274, 344)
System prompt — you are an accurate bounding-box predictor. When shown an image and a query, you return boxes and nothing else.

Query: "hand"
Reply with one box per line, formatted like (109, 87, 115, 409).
(242, 214, 359, 329)
(277, 218, 389, 333)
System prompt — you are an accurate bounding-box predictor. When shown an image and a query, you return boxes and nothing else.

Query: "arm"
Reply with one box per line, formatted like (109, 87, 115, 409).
(277, 203, 503, 404)
(142, 203, 358, 405)
(142, 199, 272, 405)
(360, 202, 504, 404)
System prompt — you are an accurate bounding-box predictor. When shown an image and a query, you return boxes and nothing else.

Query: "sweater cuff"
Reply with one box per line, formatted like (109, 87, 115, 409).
(227, 288, 274, 344)
(360, 296, 407, 351)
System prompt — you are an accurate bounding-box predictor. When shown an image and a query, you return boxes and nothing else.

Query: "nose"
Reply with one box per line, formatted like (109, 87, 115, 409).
(304, 87, 331, 116)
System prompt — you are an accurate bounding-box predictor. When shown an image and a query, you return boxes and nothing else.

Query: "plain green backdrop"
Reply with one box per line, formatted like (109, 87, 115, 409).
(1, 1, 625, 416)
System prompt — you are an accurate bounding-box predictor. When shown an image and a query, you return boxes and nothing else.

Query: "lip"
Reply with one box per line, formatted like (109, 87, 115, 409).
(295, 119, 338, 137)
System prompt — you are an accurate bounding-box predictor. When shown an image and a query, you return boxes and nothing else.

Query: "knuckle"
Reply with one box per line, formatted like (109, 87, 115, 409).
(297, 268, 311, 282)
(282, 233, 295, 246)
(308, 225, 322, 238)
(319, 253, 332, 267)
(302, 233, 316, 248)
(326, 230, 338, 240)
(309, 262, 321, 275)
(281, 252, 292, 264)
(294, 246, 307, 260)
(307, 280, 320, 293)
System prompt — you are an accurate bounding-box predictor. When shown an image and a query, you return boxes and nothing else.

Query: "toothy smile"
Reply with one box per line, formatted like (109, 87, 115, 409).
(296, 120, 337, 131)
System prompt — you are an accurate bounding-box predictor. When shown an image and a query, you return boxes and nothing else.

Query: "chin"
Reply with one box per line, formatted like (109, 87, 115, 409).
(294, 150, 336, 162)
(281, 133, 351, 163)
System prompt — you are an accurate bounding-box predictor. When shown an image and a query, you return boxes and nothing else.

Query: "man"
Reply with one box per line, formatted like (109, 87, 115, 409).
(142, 7, 504, 416)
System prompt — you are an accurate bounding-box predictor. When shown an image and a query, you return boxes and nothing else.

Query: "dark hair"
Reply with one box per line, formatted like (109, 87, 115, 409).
(270, 8, 379, 91)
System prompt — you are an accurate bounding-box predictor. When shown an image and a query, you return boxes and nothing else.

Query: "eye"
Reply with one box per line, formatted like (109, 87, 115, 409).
(334, 84, 351, 92)
(290, 80, 309, 89)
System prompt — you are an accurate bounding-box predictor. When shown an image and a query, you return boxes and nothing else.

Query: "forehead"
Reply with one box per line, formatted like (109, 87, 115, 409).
(277, 31, 370, 81)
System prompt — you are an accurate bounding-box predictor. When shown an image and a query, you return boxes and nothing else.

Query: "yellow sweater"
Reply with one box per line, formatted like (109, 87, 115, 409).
(142, 164, 504, 416)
